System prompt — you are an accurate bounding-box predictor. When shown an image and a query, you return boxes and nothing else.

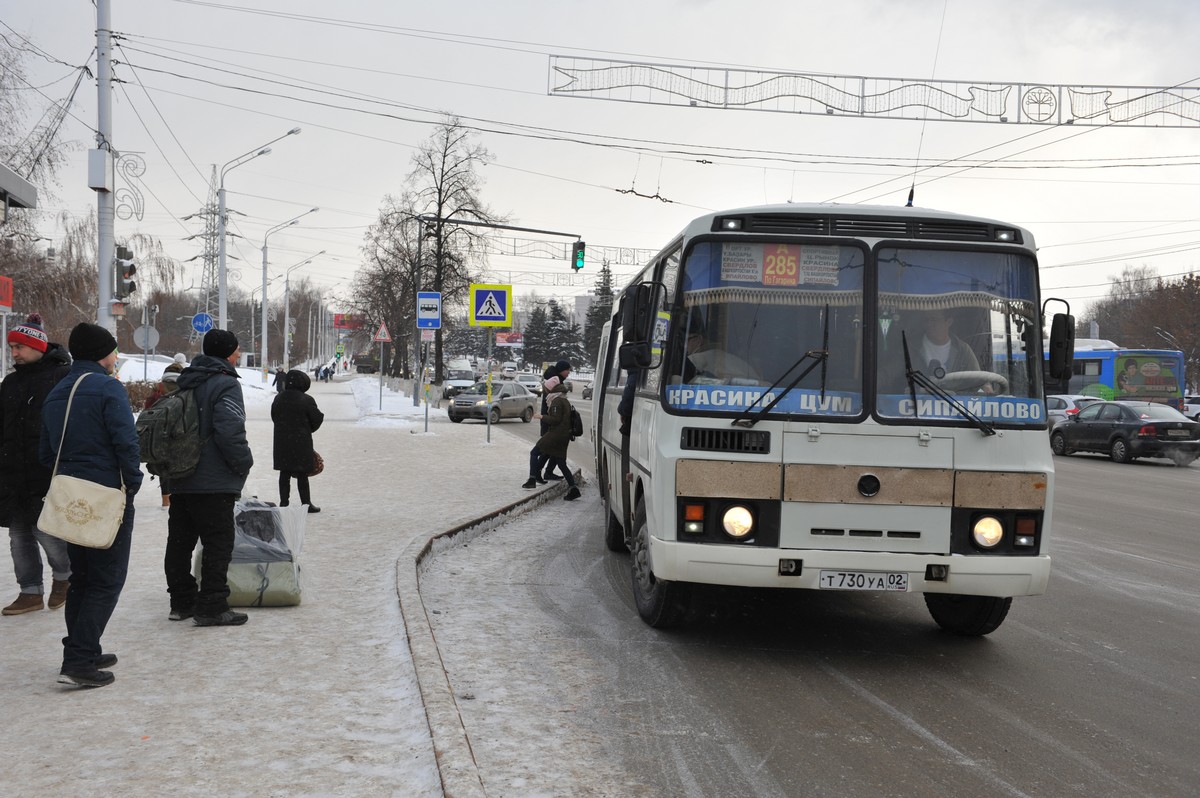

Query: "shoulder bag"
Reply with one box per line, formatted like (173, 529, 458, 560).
(38, 374, 127, 549)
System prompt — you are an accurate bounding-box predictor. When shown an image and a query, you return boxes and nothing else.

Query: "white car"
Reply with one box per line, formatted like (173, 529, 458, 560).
(1184, 395, 1200, 421)
(442, 369, 477, 399)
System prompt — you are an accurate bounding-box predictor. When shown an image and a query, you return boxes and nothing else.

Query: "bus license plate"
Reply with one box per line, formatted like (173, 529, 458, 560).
(818, 570, 908, 591)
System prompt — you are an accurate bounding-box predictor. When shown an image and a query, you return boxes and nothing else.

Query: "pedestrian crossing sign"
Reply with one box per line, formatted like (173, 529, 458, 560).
(469, 283, 512, 327)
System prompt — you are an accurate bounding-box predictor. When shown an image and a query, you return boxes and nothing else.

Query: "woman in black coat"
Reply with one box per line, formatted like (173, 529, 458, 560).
(271, 369, 324, 513)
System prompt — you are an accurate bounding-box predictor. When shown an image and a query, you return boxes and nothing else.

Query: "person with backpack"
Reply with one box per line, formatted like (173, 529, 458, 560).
(271, 369, 324, 513)
(522, 376, 580, 500)
(142, 362, 183, 509)
(163, 329, 254, 627)
(1, 313, 72, 617)
(536, 359, 572, 482)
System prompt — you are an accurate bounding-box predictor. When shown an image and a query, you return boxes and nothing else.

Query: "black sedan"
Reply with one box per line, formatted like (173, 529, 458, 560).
(1050, 401, 1200, 465)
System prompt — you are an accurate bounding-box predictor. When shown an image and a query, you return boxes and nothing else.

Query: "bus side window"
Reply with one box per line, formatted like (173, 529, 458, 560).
(609, 329, 627, 388)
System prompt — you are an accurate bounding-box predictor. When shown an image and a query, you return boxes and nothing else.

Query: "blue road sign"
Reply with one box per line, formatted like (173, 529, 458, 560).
(469, 283, 511, 327)
(416, 291, 442, 329)
(192, 313, 214, 334)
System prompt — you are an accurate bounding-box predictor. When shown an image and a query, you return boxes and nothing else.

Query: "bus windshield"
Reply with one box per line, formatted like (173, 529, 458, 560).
(663, 240, 865, 417)
(661, 240, 1044, 425)
(874, 247, 1043, 424)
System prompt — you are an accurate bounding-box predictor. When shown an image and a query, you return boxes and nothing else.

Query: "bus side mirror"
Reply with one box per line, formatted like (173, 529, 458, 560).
(1047, 313, 1075, 380)
(621, 283, 656, 343)
(619, 341, 651, 370)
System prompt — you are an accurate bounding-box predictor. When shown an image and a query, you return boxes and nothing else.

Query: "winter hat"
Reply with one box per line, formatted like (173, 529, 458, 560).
(544, 376, 562, 392)
(284, 369, 311, 392)
(552, 359, 572, 374)
(162, 362, 184, 383)
(68, 322, 118, 362)
(202, 328, 239, 359)
(7, 313, 49, 353)
(173, 352, 187, 365)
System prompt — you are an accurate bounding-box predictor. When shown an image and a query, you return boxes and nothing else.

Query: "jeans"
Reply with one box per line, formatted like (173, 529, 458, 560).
(8, 504, 71, 593)
(61, 502, 133, 671)
(543, 456, 576, 487)
(165, 493, 238, 616)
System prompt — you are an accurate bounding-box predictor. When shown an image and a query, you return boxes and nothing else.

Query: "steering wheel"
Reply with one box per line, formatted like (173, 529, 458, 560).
(937, 370, 1009, 393)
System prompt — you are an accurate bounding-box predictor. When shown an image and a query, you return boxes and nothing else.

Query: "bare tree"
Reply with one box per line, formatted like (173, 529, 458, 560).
(349, 193, 422, 377)
(407, 116, 504, 382)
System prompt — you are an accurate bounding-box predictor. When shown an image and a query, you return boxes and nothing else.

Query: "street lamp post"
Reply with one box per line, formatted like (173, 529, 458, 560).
(249, 278, 277, 368)
(217, 127, 301, 330)
(283, 250, 326, 370)
(261, 207, 318, 381)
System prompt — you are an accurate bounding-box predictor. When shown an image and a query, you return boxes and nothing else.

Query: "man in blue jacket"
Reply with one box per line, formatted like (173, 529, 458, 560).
(40, 323, 142, 688)
(164, 328, 254, 627)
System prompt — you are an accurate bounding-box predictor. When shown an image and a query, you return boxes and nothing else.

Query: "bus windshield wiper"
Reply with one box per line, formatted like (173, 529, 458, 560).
(731, 305, 831, 429)
(900, 332, 996, 436)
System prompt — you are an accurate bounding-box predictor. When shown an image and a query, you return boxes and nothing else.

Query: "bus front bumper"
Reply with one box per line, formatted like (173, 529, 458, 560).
(648, 538, 1051, 597)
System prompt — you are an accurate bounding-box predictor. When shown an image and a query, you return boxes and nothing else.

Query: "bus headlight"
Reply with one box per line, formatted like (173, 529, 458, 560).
(722, 506, 754, 539)
(972, 516, 1004, 548)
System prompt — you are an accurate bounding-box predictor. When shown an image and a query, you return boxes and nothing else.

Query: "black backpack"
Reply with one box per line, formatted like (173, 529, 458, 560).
(136, 388, 205, 480)
(570, 407, 584, 440)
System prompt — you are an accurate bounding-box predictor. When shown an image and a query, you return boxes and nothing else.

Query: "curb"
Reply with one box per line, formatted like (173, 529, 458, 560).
(396, 470, 583, 798)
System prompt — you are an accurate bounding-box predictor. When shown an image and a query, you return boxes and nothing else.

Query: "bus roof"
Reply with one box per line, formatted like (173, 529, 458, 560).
(675, 202, 1037, 250)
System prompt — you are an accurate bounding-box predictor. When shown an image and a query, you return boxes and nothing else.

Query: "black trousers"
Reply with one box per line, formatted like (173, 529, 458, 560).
(278, 471, 311, 506)
(164, 493, 238, 616)
(61, 502, 134, 671)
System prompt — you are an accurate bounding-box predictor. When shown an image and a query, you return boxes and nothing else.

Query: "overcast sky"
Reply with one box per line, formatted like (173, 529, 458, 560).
(5, 0, 1199, 319)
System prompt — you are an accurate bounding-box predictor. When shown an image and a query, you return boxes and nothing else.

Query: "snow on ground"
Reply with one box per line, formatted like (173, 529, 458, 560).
(0, 371, 536, 796)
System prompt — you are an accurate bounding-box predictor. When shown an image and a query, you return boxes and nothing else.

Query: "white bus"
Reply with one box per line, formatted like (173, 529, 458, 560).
(593, 203, 1074, 635)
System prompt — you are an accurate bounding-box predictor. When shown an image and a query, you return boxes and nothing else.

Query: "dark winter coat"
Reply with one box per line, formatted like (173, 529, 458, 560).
(535, 390, 573, 459)
(0, 344, 71, 522)
(169, 354, 254, 494)
(39, 359, 143, 497)
(272, 369, 323, 473)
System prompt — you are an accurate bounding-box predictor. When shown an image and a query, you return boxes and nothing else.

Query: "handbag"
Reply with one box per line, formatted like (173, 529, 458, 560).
(38, 374, 127, 549)
(308, 451, 324, 477)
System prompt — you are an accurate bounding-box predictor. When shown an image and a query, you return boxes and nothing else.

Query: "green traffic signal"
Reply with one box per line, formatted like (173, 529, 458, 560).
(572, 241, 586, 270)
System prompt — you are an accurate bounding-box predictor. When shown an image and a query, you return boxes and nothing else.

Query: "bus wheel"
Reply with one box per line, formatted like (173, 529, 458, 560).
(603, 485, 626, 553)
(924, 593, 1012, 636)
(630, 499, 689, 628)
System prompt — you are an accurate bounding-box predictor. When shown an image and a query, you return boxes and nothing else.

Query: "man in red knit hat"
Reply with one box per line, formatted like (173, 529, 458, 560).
(1, 313, 73, 616)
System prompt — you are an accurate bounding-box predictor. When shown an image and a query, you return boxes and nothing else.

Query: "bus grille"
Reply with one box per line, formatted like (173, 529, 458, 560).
(680, 427, 771, 454)
(727, 213, 1015, 243)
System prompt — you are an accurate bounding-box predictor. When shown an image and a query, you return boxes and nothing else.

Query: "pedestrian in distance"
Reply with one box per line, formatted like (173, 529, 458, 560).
(163, 328, 254, 628)
(523, 376, 581, 500)
(273, 367, 287, 393)
(40, 323, 142, 687)
(272, 369, 324, 513)
(143, 361, 184, 510)
(537, 359, 572, 481)
(1, 313, 72, 617)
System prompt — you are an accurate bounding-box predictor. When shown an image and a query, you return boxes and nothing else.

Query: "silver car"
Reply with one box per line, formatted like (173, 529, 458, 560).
(447, 381, 536, 424)
(1045, 394, 1102, 431)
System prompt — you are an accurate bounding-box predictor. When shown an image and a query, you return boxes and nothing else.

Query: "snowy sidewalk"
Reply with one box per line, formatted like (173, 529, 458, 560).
(0, 373, 550, 797)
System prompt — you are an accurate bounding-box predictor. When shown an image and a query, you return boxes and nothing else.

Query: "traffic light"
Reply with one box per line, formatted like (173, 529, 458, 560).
(571, 240, 586, 271)
(114, 245, 137, 298)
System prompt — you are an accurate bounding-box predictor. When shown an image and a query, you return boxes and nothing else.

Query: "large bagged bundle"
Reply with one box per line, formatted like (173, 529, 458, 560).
(194, 499, 307, 606)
